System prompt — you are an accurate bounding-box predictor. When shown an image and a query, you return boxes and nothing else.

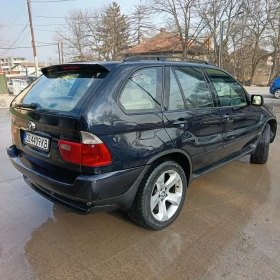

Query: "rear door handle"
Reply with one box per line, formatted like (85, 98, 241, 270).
(173, 119, 188, 128)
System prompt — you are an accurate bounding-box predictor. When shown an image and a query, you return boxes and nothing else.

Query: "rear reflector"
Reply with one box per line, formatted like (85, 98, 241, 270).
(58, 132, 112, 167)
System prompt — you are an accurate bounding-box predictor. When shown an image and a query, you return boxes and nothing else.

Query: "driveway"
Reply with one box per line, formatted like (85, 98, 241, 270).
(0, 94, 280, 279)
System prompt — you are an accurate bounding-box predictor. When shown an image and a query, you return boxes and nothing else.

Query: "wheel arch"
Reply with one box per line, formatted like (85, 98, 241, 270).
(266, 118, 277, 143)
(147, 149, 193, 185)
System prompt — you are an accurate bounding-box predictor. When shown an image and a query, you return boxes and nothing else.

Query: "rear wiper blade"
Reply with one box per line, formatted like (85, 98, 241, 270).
(16, 103, 38, 109)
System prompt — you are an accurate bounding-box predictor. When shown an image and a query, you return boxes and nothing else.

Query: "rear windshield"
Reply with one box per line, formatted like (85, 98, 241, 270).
(17, 70, 108, 114)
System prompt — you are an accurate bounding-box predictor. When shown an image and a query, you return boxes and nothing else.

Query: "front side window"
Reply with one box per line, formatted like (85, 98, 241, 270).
(205, 68, 248, 107)
(174, 66, 214, 109)
(119, 67, 162, 113)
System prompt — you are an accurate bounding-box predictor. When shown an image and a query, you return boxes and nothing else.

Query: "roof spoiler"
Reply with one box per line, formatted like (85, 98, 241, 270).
(41, 64, 110, 77)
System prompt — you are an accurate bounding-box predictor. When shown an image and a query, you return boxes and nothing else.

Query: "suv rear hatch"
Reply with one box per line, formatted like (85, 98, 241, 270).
(10, 64, 110, 184)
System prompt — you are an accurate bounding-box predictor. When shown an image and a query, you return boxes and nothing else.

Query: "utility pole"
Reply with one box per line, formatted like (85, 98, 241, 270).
(58, 43, 61, 64)
(219, 11, 244, 69)
(219, 21, 224, 68)
(61, 42, 64, 63)
(27, 0, 39, 77)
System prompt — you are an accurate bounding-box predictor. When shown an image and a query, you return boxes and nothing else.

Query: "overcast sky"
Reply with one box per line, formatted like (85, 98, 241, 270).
(0, 0, 140, 63)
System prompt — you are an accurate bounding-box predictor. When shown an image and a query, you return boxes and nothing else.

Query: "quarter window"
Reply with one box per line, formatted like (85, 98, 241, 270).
(174, 67, 214, 108)
(205, 68, 248, 107)
(119, 67, 162, 113)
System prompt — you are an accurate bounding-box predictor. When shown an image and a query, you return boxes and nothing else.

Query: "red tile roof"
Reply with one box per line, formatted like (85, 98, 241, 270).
(128, 29, 201, 55)
(21, 62, 45, 67)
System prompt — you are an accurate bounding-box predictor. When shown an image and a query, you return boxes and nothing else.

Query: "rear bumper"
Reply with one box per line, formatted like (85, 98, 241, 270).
(7, 145, 147, 214)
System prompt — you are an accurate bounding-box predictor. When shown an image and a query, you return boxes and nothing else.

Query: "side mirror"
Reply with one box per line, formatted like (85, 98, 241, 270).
(251, 95, 263, 106)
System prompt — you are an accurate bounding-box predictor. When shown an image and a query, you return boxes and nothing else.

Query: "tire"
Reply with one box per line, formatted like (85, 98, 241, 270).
(250, 124, 270, 164)
(274, 89, 280, 99)
(128, 160, 187, 230)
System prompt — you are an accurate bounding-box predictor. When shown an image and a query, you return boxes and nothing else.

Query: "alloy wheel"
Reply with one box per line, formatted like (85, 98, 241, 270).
(150, 170, 183, 222)
(274, 89, 280, 99)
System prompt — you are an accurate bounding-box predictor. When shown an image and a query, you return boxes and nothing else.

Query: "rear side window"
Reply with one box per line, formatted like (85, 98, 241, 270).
(174, 66, 214, 109)
(19, 70, 108, 113)
(119, 67, 162, 113)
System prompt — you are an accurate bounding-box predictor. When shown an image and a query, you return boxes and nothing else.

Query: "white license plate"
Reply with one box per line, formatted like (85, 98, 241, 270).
(24, 132, 50, 151)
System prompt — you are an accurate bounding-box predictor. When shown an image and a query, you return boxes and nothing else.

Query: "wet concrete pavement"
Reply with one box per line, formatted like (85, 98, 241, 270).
(1, 101, 280, 279)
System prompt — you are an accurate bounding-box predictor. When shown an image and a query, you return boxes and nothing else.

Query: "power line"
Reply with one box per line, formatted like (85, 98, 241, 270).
(34, 15, 70, 18)
(0, 44, 56, 49)
(37, 23, 67, 26)
(31, 0, 75, 2)
(34, 15, 100, 19)
(2, 23, 30, 26)
(7, 23, 29, 43)
(17, 31, 31, 46)
(34, 28, 58, 32)
(1, 23, 67, 26)
(1, 5, 26, 40)
(35, 40, 56, 44)
(0, 23, 29, 56)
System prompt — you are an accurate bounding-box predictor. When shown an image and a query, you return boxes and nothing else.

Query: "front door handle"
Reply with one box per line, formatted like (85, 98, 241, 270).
(173, 119, 188, 128)
(222, 114, 233, 123)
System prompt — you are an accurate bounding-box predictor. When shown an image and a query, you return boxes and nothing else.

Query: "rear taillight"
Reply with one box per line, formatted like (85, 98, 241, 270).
(58, 132, 112, 167)
(58, 140, 81, 164)
(271, 82, 274, 87)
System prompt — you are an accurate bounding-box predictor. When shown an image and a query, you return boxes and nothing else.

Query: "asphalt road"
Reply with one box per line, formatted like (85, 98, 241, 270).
(245, 86, 280, 109)
(0, 88, 280, 280)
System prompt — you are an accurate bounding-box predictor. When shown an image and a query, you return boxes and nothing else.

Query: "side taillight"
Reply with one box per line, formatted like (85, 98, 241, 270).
(58, 132, 112, 167)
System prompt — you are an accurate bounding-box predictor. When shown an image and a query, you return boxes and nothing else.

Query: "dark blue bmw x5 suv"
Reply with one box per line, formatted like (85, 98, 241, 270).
(7, 56, 277, 229)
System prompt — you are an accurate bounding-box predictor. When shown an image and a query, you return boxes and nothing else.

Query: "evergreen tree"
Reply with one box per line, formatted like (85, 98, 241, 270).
(97, 2, 130, 60)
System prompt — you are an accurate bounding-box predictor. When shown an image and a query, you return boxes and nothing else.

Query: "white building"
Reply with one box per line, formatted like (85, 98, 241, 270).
(0, 56, 27, 73)
(11, 63, 37, 76)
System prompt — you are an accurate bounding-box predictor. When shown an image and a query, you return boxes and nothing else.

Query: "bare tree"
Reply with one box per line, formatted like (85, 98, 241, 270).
(267, 1, 280, 84)
(149, 0, 206, 56)
(54, 9, 90, 61)
(83, 7, 104, 60)
(243, 0, 276, 85)
(197, 0, 244, 65)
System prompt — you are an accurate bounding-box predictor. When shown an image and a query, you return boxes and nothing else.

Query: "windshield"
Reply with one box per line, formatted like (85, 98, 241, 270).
(16, 70, 108, 114)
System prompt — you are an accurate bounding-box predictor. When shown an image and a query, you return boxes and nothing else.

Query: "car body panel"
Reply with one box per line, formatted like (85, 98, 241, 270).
(10, 108, 82, 173)
(219, 106, 264, 157)
(163, 109, 223, 172)
(270, 77, 280, 94)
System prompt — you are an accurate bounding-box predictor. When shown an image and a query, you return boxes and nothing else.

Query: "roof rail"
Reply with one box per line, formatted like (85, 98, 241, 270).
(124, 55, 165, 62)
(123, 55, 212, 64)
